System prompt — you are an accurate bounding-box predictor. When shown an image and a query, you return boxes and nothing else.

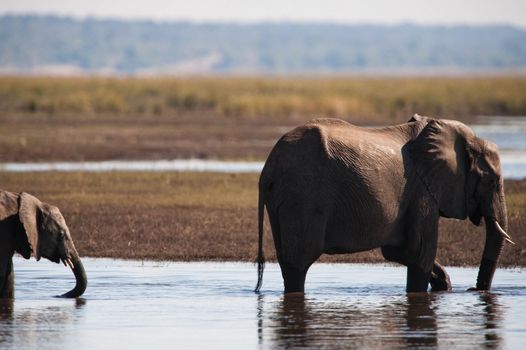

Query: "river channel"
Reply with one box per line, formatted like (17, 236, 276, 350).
(1, 258, 525, 349)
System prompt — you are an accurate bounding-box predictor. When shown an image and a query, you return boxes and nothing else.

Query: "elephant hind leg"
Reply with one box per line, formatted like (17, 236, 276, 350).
(282, 265, 308, 294)
(278, 236, 323, 294)
(276, 201, 326, 294)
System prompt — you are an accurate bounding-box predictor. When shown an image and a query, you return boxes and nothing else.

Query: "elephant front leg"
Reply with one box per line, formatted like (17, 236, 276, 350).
(386, 202, 440, 292)
(406, 265, 432, 292)
(382, 246, 433, 292)
(0, 257, 14, 298)
(406, 220, 439, 292)
(429, 261, 451, 291)
(382, 245, 449, 292)
(405, 194, 443, 292)
(408, 263, 451, 292)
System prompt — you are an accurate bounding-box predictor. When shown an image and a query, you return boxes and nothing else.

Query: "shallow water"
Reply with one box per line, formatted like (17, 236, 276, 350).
(473, 116, 526, 151)
(1, 258, 525, 349)
(0, 159, 265, 174)
(472, 117, 526, 179)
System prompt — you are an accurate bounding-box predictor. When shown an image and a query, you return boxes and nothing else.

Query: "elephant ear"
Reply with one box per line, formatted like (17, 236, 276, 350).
(18, 192, 43, 260)
(407, 119, 472, 219)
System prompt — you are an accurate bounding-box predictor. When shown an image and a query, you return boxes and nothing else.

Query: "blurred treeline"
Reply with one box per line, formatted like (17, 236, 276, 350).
(1, 76, 526, 124)
(2, 16, 526, 73)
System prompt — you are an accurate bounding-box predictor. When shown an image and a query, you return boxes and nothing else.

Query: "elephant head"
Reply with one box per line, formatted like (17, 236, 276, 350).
(17, 192, 87, 298)
(408, 115, 513, 290)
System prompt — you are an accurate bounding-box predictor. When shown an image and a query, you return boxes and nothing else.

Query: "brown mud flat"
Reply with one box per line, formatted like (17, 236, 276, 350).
(0, 112, 287, 162)
(0, 172, 524, 267)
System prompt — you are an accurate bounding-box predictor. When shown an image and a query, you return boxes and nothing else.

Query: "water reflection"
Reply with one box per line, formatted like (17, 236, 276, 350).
(259, 292, 504, 349)
(4, 260, 524, 349)
(479, 292, 503, 349)
(0, 298, 14, 320)
(0, 298, 86, 349)
(404, 293, 438, 348)
(0, 299, 14, 347)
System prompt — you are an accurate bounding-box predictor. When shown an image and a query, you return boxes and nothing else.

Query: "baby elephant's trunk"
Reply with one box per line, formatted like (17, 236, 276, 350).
(60, 251, 87, 298)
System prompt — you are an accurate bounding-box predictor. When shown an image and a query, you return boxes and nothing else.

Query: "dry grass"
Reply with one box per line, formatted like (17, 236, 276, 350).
(0, 172, 261, 261)
(0, 171, 524, 266)
(1, 76, 526, 162)
(2, 76, 526, 121)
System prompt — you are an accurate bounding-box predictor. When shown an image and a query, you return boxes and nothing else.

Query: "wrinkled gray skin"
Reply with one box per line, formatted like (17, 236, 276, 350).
(0, 190, 87, 298)
(255, 115, 512, 294)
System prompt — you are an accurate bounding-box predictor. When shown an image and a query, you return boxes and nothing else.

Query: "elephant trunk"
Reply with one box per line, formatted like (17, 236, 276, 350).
(60, 251, 87, 298)
(475, 220, 505, 290)
(475, 191, 509, 290)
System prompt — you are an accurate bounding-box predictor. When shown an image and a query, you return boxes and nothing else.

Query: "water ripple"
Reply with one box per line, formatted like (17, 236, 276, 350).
(1, 258, 525, 349)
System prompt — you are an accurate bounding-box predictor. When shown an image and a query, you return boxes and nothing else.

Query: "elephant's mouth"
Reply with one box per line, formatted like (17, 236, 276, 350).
(45, 246, 67, 264)
(44, 252, 61, 264)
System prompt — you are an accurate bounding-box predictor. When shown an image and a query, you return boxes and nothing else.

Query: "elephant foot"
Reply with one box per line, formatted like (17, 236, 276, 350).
(406, 265, 431, 292)
(282, 266, 307, 294)
(430, 263, 452, 292)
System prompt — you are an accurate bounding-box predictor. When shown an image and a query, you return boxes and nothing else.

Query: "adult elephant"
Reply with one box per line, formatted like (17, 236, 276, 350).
(255, 115, 513, 293)
(0, 190, 87, 298)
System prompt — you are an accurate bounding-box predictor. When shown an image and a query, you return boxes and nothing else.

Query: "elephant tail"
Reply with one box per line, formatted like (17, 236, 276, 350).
(255, 185, 265, 293)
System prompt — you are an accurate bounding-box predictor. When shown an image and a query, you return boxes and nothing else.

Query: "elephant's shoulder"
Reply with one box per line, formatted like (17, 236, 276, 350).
(0, 190, 19, 221)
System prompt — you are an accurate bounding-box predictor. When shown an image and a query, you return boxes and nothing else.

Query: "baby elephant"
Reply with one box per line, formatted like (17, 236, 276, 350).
(0, 190, 87, 298)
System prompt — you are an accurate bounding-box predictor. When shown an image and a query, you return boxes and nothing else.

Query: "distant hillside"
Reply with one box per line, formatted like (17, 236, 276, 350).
(1, 15, 526, 74)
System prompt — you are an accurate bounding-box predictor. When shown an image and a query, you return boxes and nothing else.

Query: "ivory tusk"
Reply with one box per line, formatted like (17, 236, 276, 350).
(495, 221, 516, 245)
(495, 221, 512, 238)
(66, 258, 74, 269)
